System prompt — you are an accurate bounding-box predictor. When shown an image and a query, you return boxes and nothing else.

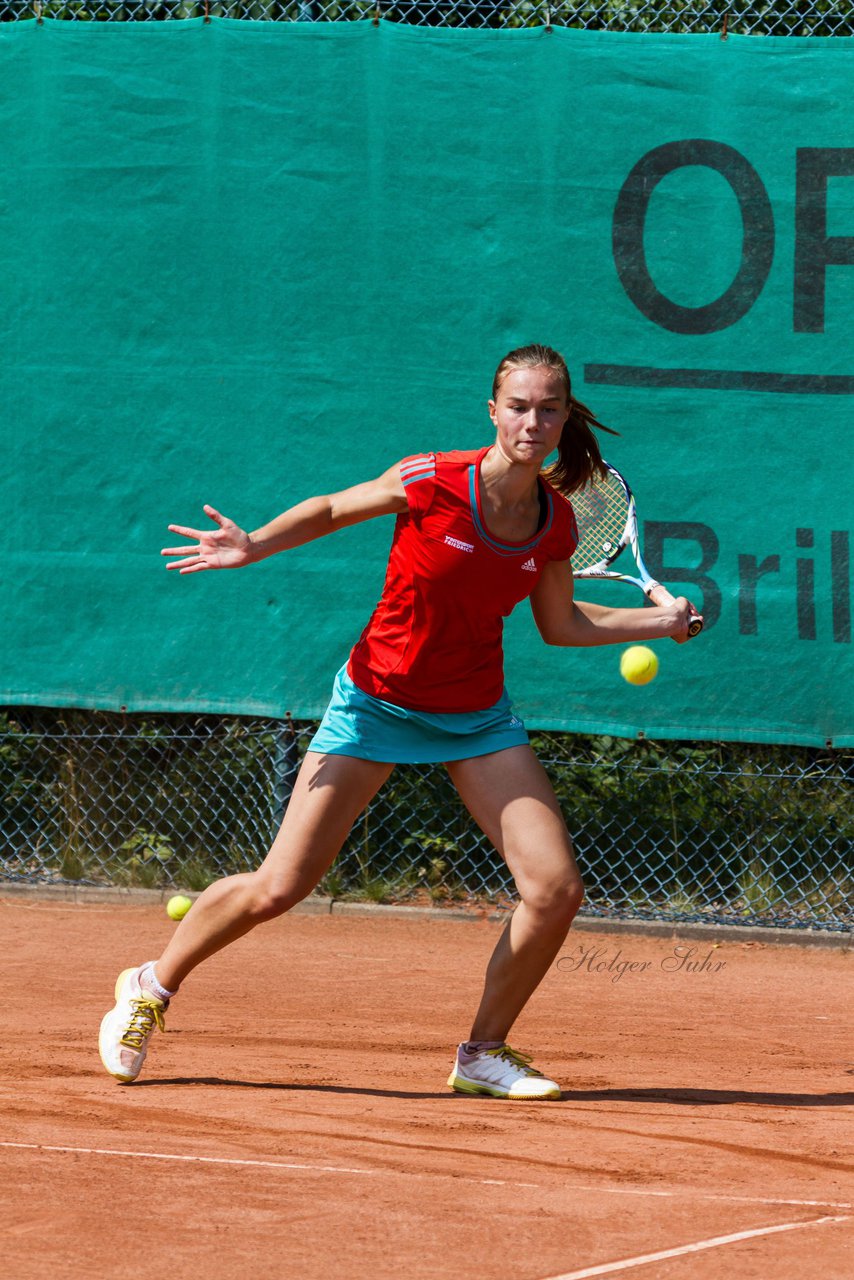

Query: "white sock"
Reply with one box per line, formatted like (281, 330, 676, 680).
(461, 1039, 504, 1059)
(140, 962, 177, 1002)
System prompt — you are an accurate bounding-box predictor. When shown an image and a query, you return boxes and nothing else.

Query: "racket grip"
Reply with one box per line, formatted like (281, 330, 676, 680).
(646, 583, 704, 640)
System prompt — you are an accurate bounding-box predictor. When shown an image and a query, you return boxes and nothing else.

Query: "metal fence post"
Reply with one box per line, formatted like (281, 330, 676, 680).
(271, 712, 299, 829)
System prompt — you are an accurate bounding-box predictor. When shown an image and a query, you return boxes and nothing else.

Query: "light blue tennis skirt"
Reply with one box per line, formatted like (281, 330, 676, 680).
(308, 665, 529, 764)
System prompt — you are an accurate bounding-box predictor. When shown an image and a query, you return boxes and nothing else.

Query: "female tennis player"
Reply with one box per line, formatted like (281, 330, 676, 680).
(100, 343, 699, 1100)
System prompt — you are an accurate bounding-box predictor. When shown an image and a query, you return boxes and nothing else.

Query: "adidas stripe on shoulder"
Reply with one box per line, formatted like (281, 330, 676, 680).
(400, 454, 436, 487)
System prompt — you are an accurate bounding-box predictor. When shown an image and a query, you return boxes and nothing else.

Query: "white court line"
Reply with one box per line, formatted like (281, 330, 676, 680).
(537, 1215, 852, 1280)
(0, 1141, 535, 1188)
(550, 1182, 852, 1210)
(0, 1142, 851, 1210)
(0, 1141, 375, 1177)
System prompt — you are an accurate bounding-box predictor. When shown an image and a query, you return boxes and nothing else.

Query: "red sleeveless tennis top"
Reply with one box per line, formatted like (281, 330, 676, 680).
(347, 447, 578, 713)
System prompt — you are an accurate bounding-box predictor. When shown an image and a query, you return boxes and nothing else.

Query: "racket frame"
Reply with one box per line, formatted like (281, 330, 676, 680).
(571, 464, 703, 637)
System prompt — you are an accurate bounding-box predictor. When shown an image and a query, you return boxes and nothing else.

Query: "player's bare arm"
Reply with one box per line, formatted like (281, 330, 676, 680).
(531, 559, 697, 646)
(161, 463, 408, 575)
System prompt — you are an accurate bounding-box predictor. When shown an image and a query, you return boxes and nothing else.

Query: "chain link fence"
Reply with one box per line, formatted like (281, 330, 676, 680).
(2, 707, 851, 930)
(3, 0, 853, 37)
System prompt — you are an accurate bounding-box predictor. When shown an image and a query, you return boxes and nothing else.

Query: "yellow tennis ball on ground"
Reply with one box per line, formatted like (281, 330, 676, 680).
(166, 894, 193, 921)
(620, 645, 659, 686)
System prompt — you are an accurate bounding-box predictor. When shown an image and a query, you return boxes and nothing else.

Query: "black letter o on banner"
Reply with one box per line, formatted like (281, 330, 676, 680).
(613, 140, 775, 334)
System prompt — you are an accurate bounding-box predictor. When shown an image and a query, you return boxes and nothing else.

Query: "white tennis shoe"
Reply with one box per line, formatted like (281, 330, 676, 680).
(99, 964, 168, 1084)
(447, 1044, 561, 1100)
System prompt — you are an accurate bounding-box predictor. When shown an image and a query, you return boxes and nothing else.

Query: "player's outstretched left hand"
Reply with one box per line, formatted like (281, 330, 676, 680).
(161, 505, 253, 574)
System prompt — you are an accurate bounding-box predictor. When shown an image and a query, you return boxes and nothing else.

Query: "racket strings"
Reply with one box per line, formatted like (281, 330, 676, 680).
(570, 471, 631, 571)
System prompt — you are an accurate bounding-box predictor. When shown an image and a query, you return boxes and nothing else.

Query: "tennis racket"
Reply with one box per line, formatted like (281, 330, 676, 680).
(571, 463, 703, 638)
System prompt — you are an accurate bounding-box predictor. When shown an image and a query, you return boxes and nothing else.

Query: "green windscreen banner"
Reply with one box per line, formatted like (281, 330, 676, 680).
(2, 20, 852, 745)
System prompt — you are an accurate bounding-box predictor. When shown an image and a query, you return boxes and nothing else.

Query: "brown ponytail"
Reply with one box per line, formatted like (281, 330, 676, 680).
(492, 344, 618, 495)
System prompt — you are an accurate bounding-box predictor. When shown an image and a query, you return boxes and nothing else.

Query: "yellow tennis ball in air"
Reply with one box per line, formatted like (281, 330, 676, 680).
(166, 894, 193, 921)
(620, 645, 659, 686)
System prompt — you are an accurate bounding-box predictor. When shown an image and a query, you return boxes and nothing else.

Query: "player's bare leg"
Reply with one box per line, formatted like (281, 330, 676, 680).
(99, 752, 393, 1081)
(151, 752, 394, 991)
(445, 745, 582, 1097)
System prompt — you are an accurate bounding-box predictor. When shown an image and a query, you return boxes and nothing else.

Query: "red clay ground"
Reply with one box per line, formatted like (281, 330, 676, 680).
(1, 898, 852, 1279)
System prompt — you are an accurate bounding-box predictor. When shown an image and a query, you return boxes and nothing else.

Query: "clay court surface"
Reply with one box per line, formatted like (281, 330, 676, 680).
(1, 897, 852, 1279)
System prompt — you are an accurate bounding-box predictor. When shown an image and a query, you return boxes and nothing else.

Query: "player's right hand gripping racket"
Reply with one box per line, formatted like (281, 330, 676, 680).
(571, 463, 703, 638)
